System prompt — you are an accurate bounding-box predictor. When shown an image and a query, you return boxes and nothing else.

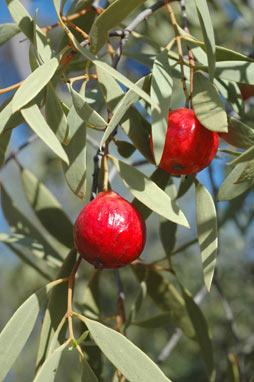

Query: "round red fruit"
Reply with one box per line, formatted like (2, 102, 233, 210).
(150, 108, 219, 175)
(73, 191, 146, 269)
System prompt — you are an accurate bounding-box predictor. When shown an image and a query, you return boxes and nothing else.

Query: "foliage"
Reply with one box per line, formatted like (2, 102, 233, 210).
(0, 0, 254, 381)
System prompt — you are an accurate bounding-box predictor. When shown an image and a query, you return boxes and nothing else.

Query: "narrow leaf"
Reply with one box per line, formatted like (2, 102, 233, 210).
(34, 341, 70, 382)
(228, 145, 254, 165)
(0, 279, 66, 381)
(133, 313, 174, 329)
(90, 0, 148, 54)
(0, 129, 12, 168)
(110, 156, 189, 228)
(195, 0, 216, 81)
(0, 23, 20, 46)
(235, 160, 254, 183)
(217, 163, 254, 201)
(81, 356, 99, 382)
(195, 181, 218, 291)
(21, 168, 74, 248)
(192, 72, 228, 133)
(21, 103, 69, 164)
(214, 78, 244, 116)
(214, 61, 254, 84)
(81, 317, 172, 382)
(124, 281, 147, 330)
(12, 57, 59, 112)
(62, 105, 87, 199)
(219, 117, 254, 149)
(0, 94, 24, 134)
(151, 49, 173, 165)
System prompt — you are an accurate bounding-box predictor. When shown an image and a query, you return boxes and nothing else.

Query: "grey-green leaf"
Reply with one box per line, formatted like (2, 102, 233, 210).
(219, 117, 254, 149)
(151, 49, 173, 165)
(21, 103, 69, 164)
(124, 280, 147, 330)
(0, 94, 24, 135)
(228, 145, 254, 165)
(110, 156, 189, 228)
(195, 0, 216, 81)
(195, 181, 218, 291)
(34, 341, 70, 382)
(81, 356, 99, 382)
(192, 72, 228, 133)
(0, 279, 66, 381)
(235, 160, 254, 183)
(0, 23, 20, 46)
(214, 61, 254, 84)
(12, 57, 59, 113)
(0, 129, 12, 168)
(82, 317, 172, 382)
(217, 163, 254, 201)
(21, 168, 74, 248)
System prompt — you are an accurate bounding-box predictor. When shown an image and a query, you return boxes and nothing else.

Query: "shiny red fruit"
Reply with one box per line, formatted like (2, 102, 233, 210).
(150, 108, 219, 175)
(73, 191, 146, 269)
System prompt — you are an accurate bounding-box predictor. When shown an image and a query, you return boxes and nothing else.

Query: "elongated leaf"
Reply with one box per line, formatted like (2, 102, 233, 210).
(21, 168, 74, 248)
(195, 0, 216, 81)
(5, 0, 52, 61)
(97, 66, 153, 162)
(214, 78, 244, 116)
(177, 175, 194, 199)
(72, 39, 160, 112)
(0, 23, 20, 46)
(1, 185, 63, 264)
(110, 156, 189, 228)
(229, 145, 254, 165)
(90, 0, 148, 54)
(133, 312, 174, 329)
(81, 317, 172, 382)
(236, 160, 254, 183)
(133, 267, 195, 339)
(82, 270, 101, 319)
(226, 354, 240, 382)
(214, 61, 254, 84)
(192, 72, 228, 132)
(21, 103, 69, 164)
(0, 95, 24, 134)
(35, 248, 77, 372)
(219, 117, 254, 149)
(45, 83, 70, 145)
(217, 163, 254, 201)
(0, 129, 12, 168)
(12, 57, 58, 112)
(195, 181, 218, 291)
(71, 86, 107, 128)
(116, 140, 136, 158)
(34, 341, 69, 382)
(0, 279, 66, 381)
(62, 105, 87, 199)
(181, 286, 215, 381)
(100, 74, 151, 149)
(124, 280, 147, 330)
(81, 356, 99, 382)
(151, 50, 173, 165)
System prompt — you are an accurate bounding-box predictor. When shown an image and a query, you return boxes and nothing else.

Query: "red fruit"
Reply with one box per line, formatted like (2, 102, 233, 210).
(150, 108, 219, 175)
(73, 191, 146, 269)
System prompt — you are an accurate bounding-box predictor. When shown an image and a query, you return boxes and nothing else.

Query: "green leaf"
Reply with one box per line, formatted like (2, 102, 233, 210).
(34, 341, 70, 382)
(226, 354, 240, 382)
(229, 145, 254, 165)
(21, 168, 74, 248)
(12, 57, 59, 113)
(235, 160, 254, 183)
(181, 285, 215, 381)
(219, 117, 254, 149)
(0, 279, 66, 382)
(5, 0, 52, 61)
(35, 248, 77, 372)
(70, 85, 107, 128)
(81, 317, 172, 382)
(0, 129, 12, 168)
(81, 356, 99, 382)
(0, 23, 20, 46)
(100, 74, 151, 149)
(214, 61, 254, 84)
(90, 0, 148, 54)
(62, 105, 87, 199)
(0, 94, 24, 135)
(97, 66, 153, 162)
(176, 175, 194, 199)
(1, 185, 63, 265)
(72, 39, 160, 112)
(116, 140, 136, 158)
(124, 280, 147, 331)
(132, 267, 195, 339)
(21, 103, 69, 164)
(214, 78, 244, 116)
(45, 83, 70, 145)
(133, 312, 174, 329)
(82, 270, 101, 319)
(151, 50, 173, 165)
(195, 181, 218, 291)
(192, 72, 228, 133)
(110, 156, 189, 228)
(217, 163, 254, 201)
(195, 0, 216, 81)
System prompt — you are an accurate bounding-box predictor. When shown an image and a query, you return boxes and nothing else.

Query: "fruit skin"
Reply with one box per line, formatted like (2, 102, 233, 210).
(73, 191, 146, 269)
(150, 108, 219, 175)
